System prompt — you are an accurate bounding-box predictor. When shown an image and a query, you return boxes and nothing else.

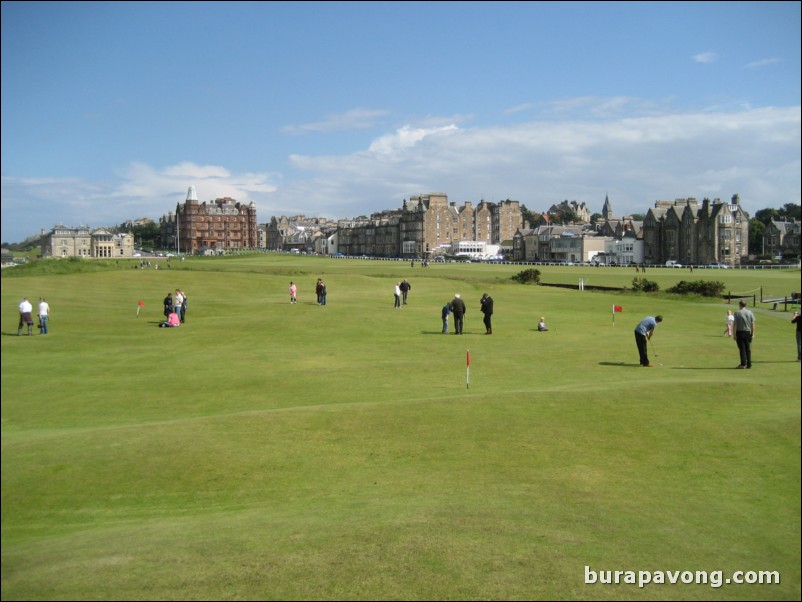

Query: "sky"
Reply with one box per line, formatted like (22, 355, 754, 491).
(2, 1, 800, 244)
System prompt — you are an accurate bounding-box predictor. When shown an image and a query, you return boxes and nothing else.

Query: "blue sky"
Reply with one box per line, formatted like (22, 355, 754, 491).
(2, 1, 800, 243)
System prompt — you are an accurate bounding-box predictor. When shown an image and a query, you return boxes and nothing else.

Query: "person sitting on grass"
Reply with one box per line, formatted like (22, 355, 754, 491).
(160, 310, 180, 328)
(538, 316, 549, 331)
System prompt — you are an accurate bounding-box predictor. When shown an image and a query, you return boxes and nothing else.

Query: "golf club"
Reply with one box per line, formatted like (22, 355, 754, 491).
(650, 338, 663, 366)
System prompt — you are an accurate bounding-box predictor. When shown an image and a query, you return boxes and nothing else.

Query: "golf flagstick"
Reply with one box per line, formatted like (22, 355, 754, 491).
(466, 350, 470, 389)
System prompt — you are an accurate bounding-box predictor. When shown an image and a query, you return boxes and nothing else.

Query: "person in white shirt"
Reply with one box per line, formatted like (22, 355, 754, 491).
(38, 297, 50, 334)
(18, 297, 34, 336)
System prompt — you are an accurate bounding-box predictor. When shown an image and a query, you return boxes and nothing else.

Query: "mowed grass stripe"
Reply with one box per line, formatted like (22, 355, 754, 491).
(2, 256, 799, 600)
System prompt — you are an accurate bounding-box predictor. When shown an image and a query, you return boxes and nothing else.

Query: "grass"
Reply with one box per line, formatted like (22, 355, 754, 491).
(2, 255, 800, 600)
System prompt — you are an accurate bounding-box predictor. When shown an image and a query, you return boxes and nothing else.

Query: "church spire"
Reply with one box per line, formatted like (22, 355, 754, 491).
(602, 194, 613, 220)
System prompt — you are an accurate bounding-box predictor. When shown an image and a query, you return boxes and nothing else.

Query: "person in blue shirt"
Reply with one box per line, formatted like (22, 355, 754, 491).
(634, 315, 663, 367)
(441, 301, 451, 334)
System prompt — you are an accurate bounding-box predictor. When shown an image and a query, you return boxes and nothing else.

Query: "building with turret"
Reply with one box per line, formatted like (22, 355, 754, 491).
(161, 186, 258, 254)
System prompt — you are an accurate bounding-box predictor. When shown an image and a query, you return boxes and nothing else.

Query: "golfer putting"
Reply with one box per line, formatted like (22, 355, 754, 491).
(634, 315, 663, 367)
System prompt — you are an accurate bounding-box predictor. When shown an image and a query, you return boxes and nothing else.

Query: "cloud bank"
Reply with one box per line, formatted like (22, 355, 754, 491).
(2, 104, 799, 243)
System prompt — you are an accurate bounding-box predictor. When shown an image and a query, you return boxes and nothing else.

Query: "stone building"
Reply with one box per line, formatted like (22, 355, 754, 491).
(162, 186, 258, 254)
(641, 195, 749, 266)
(279, 193, 523, 258)
(40, 225, 134, 259)
(763, 219, 800, 259)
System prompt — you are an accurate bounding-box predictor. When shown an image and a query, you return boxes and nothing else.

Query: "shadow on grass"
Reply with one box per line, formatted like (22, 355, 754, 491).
(598, 362, 644, 368)
(420, 331, 485, 335)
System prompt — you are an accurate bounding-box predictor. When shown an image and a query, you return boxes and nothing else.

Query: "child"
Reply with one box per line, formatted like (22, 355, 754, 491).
(538, 316, 549, 331)
(723, 309, 734, 337)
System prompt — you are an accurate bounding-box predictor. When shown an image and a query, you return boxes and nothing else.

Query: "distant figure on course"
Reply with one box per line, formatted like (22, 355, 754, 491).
(733, 300, 755, 369)
(38, 296, 50, 334)
(634, 315, 663, 367)
(723, 309, 734, 338)
(18, 297, 34, 336)
(442, 301, 451, 334)
(449, 294, 466, 335)
(160, 310, 180, 328)
(480, 293, 494, 334)
(538, 316, 548, 332)
(400, 279, 411, 304)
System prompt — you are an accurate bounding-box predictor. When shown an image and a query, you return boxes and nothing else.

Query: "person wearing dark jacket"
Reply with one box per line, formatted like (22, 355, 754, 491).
(480, 293, 494, 334)
(449, 294, 466, 335)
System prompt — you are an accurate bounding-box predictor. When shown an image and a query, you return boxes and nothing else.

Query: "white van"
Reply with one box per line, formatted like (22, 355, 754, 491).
(665, 260, 682, 268)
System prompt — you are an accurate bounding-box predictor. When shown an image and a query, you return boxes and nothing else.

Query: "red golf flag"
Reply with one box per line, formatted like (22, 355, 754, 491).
(138, 300, 145, 307)
(466, 350, 471, 366)
(613, 305, 623, 312)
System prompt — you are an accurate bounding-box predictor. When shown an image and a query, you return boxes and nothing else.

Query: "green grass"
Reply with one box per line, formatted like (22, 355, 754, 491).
(2, 256, 800, 600)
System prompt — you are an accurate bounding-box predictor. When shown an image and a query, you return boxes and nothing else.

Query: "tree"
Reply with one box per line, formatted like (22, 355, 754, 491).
(780, 203, 801, 220)
(129, 222, 160, 248)
(748, 219, 766, 255)
(754, 208, 780, 226)
(519, 205, 541, 228)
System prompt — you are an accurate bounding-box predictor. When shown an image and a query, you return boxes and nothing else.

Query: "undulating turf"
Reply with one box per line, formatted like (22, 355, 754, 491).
(2, 256, 799, 600)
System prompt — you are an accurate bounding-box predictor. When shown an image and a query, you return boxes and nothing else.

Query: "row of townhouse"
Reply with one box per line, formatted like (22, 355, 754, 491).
(513, 195, 757, 266)
(264, 193, 524, 258)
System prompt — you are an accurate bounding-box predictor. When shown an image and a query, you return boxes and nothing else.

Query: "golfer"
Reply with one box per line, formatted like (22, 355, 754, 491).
(733, 300, 755, 369)
(634, 315, 663, 367)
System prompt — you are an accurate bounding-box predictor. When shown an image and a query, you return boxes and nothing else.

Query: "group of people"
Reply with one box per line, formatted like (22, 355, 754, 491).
(286, 279, 329, 305)
(440, 292, 495, 335)
(160, 289, 188, 328)
(17, 296, 50, 335)
(393, 280, 412, 308)
(635, 298, 795, 369)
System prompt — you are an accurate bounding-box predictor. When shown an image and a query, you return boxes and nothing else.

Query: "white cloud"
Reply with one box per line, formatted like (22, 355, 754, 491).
(693, 52, 718, 64)
(2, 103, 800, 243)
(744, 57, 781, 69)
(282, 108, 391, 134)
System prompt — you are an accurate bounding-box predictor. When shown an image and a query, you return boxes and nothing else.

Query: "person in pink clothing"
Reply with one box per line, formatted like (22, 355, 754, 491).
(289, 282, 297, 304)
(723, 309, 734, 337)
(160, 310, 180, 328)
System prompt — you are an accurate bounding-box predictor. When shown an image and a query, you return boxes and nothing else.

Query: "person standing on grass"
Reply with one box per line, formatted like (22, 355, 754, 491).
(174, 289, 184, 321)
(723, 309, 734, 337)
(441, 301, 451, 334)
(163, 292, 173, 319)
(480, 292, 494, 334)
(179, 290, 188, 323)
(315, 278, 329, 305)
(400, 279, 411, 304)
(733, 300, 755, 369)
(289, 282, 297, 304)
(18, 297, 34, 336)
(634, 315, 663, 367)
(38, 296, 50, 335)
(450, 294, 466, 335)
(394, 282, 402, 308)
(792, 310, 801, 361)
